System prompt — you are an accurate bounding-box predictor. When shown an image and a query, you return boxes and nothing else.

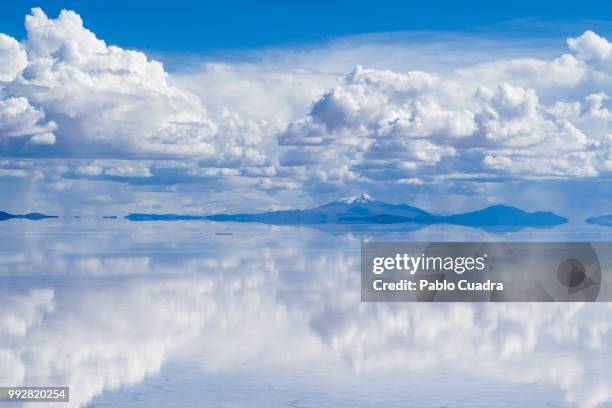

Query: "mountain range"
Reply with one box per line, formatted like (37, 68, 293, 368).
(586, 214, 612, 227)
(126, 194, 568, 229)
(0, 211, 58, 221)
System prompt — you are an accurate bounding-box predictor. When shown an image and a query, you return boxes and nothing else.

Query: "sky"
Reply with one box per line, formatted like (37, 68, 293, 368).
(3, 1, 612, 52)
(3, 3, 612, 218)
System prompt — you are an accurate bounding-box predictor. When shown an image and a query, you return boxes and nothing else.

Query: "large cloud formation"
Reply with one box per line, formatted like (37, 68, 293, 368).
(4, 9, 612, 210)
(0, 8, 267, 167)
(279, 47, 612, 185)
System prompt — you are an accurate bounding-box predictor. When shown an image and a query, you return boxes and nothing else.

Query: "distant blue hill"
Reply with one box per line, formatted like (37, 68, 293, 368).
(0, 211, 58, 221)
(125, 194, 568, 229)
(586, 214, 612, 227)
(126, 214, 207, 221)
(441, 205, 567, 228)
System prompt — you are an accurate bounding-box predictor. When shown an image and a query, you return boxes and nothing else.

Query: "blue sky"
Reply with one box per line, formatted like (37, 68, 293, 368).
(3, 1, 612, 52)
(2, 4, 612, 219)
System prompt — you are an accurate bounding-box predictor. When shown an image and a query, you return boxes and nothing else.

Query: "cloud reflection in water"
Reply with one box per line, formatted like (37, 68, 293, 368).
(0, 221, 611, 407)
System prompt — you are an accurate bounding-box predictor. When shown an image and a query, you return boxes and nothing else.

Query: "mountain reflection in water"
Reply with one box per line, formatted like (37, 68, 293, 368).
(0, 219, 611, 408)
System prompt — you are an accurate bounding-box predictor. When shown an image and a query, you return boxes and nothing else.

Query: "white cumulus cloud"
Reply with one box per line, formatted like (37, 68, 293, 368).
(6, 8, 612, 207)
(0, 8, 269, 168)
(0, 33, 27, 82)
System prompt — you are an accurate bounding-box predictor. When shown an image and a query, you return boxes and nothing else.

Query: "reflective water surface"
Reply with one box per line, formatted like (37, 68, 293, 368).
(1, 219, 612, 407)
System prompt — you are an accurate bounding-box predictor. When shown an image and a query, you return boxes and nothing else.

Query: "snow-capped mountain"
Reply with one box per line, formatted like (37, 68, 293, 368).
(337, 193, 375, 204)
(126, 196, 568, 230)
